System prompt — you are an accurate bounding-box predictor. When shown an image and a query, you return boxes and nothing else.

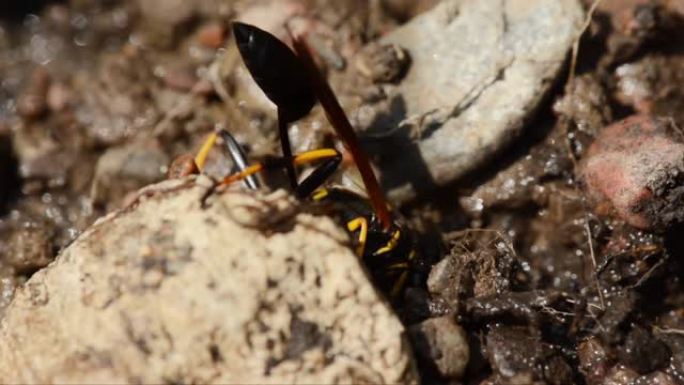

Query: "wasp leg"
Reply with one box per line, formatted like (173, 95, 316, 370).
(373, 229, 401, 256)
(295, 152, 341, 199)
(217, 129, 260, 190)
(389, 250, 415, 298)
(346, 217, 369, 257)
(219, 148, 340, 188)
(386, 262, 409, 270)
(390, 271, 410, 298)
(193, 131, 219, 172)
(278, 110, 298, 190)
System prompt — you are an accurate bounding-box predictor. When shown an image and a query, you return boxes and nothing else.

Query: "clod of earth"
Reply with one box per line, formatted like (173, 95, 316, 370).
(0, 178, 417, 384)
(357, 0, 584, 203)
(484, 324, 574, 384)
(580, 114, 684, 231)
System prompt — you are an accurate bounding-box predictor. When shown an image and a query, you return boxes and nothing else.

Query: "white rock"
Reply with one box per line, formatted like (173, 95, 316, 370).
(0, 178, 418, 384)
(365, 0, 584, 202)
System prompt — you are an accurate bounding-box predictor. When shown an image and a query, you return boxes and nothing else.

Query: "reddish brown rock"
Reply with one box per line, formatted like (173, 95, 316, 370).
(580, 115, 684, 231)
(197, 22, 226, 49)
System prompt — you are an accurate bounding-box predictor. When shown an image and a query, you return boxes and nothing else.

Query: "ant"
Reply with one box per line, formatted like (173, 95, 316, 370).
(187, 22, 424, 297)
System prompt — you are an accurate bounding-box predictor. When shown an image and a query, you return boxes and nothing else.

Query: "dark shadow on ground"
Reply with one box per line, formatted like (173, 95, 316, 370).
(0, 0, 65, 22)
(0, 136, 20, 216)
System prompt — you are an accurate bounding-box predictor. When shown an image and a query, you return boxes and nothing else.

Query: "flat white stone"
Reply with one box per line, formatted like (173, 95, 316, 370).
(367, 0, 584, 202)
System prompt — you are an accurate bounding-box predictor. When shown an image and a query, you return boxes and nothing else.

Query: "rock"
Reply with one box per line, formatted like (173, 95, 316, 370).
(360, 0, 584, 203)
(464, 124, 573, 212)
(196, 22, 226, 49)
(602, 365, 639, 385)
(90, 142, 169, 208)
(554, 74, 612, 157)
(46, 81, 73, 113)
(166, 153, 197, 179)
(75, 52, 159, 146)
(12, 129, 76, 186)
(600, 1, 682, 67)
(578, 337, 611, 385)
(137, 0, 194, 28)
(0, 179, 418, 384)
(579, 115, 684, 231)
(354, 43, 410, 84)
(409, 316, 469, 379)
(656, 309, 684, 382)
(485, 325, 574, 385)
(614, 56, 684, 122)
(634, 372, 681, 385)
(162, 65, 199, 92)
(16, 67, 51, 120)
(0, 271, 20, 317)
(617, 325, 670, 374)
(4, 225, 54, 274)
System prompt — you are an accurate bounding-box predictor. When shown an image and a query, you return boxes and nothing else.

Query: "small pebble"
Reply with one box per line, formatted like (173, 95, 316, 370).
(409, 316, 469, 379)
(197, 22, 226, 49)
(634, 372, 680, 385)
(17, 67, 51, 119)
(167, 153, 197, 179)
(5, 226, 54, 273)
(138, 0, 194, 27)
(164, 67, 198, 92)
(46, 82, 72, 112)
(355, 43, 410, 84)
(603, 365, 639, 385)
(617, 325, 670, 374)
(577, 337, 610, 384)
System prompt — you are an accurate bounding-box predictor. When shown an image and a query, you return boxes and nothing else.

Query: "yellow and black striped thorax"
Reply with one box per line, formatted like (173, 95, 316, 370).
(311, 187, 417, 297)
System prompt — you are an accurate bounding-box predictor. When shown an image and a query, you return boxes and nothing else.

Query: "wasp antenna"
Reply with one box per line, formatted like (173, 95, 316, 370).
(290, 33, 393, 230)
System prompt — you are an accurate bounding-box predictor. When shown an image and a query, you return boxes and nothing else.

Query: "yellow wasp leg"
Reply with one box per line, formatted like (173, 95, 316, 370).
(293, 149, 338, 165)
(194, 131, 219, 172)
(391, 271, 409, 298)
(387, 262, 409, 270)
(221, 163, 265, 185)
(311, 188, 328, 201)
(220, 148, 339, 186)
(346, 217, 368, 257)
(312, 188, 329, 201)
(389, 250, 415, 297)
(374, 229, 401, 256)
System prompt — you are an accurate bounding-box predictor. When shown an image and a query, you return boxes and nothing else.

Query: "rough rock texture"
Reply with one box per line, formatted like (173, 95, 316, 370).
(0, 178, 417, 384)
(409, 316, 469, 379)
(580, 115, 684, 231)
(362, 0, 584, 202)
(90, 141, 169, 208)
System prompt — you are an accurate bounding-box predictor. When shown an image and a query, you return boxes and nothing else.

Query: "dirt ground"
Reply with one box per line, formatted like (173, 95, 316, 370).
(0, 0, 683, 384)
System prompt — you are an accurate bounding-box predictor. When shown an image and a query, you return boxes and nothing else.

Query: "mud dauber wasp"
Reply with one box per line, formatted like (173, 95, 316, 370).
(190, 22, 424, 297)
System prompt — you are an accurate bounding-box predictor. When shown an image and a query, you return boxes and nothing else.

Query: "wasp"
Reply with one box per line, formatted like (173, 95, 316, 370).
(189, 22, 423, 297)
